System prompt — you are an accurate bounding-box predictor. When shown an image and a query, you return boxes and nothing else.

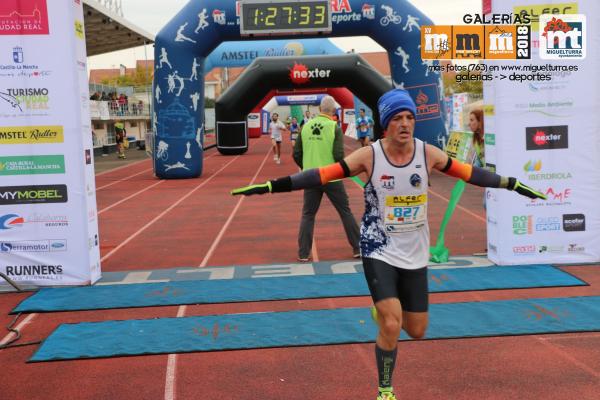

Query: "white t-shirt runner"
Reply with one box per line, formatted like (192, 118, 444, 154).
(360, 139, 430, 269)
(269, 120, 286, 141)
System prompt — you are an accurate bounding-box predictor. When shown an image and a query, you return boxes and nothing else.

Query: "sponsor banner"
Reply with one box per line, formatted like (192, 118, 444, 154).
(444, 131, 473, 163)
(487, 0, 599, 265)
(0, 125, 63, 144)
(0, 0, 50, 36)
(0, 212, 69, 230)
(513, 3, 578, 31)
(0, 155, 65, 175)
(2, 264, 64, 281)
(247, 113, 260, 128)
(562, 213, 585, 232)
(407, 84, 441, 122)
(343, 108, 355, 124)
(0, 184, 68, 205)
(0, 87, 51, 117)
(525, 125, 568, 150)
(0, 45, 52, 79)
(0, 239, 67, 253)
(0, 0, 101, 286)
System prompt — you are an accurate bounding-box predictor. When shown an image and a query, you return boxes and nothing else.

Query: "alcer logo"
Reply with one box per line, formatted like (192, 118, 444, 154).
(289, 63, 332, 84)
(539, 14, 586, 59)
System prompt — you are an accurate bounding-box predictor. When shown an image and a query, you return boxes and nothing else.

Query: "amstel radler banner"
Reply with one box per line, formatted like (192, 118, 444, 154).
(0, 0, 101, 286)
(484, 0, 600, 264)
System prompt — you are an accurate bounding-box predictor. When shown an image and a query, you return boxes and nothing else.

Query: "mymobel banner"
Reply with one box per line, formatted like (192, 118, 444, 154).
(0, 0, 100, 286)
(485, 0, 600, 264)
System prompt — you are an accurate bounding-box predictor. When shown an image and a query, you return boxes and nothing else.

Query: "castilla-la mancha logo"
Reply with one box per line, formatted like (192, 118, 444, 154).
(0, 0, 50, 36)
(289, 62, 332, 85)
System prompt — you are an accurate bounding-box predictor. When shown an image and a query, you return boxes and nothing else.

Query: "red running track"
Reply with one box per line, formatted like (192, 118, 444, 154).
(0, 136, 599, 400)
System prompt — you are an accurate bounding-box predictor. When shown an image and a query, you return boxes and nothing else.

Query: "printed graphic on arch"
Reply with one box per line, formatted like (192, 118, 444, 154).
(0, 0, 50, 35)
(407, 84, 440, 121)
(539, 14, 586, 59)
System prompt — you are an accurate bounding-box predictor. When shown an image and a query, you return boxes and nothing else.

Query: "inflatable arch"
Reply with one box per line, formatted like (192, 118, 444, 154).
(215, 54, 391, 155)
(249, 87, 355, 138)
(154, 0, 444, 178)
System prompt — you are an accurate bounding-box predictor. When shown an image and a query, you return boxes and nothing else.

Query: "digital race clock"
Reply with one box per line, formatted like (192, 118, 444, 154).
(240, 0, 332, 36)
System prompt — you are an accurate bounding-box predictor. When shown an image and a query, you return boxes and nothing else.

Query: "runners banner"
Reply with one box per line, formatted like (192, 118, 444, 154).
(485, 0, 600, 264)
(0, 0, 101, 286)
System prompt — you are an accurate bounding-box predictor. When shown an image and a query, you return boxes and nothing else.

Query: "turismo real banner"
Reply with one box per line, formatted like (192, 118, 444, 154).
(485, 0, 600, 264)
(0, 0, 101, 286)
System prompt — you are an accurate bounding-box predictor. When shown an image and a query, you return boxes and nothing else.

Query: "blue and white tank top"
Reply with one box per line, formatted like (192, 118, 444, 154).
(360, 139, 429, 269)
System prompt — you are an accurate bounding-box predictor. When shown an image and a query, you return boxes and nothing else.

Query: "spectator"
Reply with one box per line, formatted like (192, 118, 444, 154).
(293, 95, 360, 261)
(356, 108, 375, 147)
(269, 113, 288, 164)
(289, 117, 300, 148)
(468, 108, 485, 167)
(300, 109, 312, 127)
(114, 121, 126, 159)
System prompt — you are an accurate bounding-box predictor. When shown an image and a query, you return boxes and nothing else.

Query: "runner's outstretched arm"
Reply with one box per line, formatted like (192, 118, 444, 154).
(231, 145, 546, 200)
(427, 144, 547, 200)
(231, 146, 370, 196)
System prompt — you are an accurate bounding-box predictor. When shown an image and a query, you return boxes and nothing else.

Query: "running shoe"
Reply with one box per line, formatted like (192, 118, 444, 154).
(377, 387, 397, 400)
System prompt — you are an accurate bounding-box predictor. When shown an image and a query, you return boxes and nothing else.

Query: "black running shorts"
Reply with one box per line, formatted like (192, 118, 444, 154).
(362, 257, 429, 312)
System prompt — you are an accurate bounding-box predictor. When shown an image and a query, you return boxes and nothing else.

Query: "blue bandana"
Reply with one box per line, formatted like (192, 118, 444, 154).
(377, 89, 417, 130)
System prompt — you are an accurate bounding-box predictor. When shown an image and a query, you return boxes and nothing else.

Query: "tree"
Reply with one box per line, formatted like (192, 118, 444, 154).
(101, 66, 153, 87)
(442, 71, 483, 97)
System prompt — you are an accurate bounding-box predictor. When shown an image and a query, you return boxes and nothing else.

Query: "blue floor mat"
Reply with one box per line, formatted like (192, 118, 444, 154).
(30, 296, 600, 362)
(13, 265, 585, 313)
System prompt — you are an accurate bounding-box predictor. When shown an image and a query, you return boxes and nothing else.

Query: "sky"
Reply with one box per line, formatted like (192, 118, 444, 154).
(87, 0, 481, 70)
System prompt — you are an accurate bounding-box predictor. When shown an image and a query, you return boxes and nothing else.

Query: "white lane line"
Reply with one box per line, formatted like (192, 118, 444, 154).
(536, 337, 600, 380)
(164, 305, 187, 400)
(98, 181, 164, 215)
(427, 189, 486, 223)
(96, 168, 153, 191)
(96, 151, 220, 190)
(100, 156, 239, 263)
(163, 149, 271, 400)
(197, 149, 272, 268)
(95, 158, 149, 177)
(0, 313, 37, 345)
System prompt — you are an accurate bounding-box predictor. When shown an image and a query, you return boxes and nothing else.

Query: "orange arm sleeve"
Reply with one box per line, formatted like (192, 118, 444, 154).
(319, 162, 346, 184)
(444, 158, 473, 181)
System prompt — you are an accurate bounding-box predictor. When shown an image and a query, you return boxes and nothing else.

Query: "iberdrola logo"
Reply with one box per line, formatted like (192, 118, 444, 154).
(523, 160, 542, 172)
